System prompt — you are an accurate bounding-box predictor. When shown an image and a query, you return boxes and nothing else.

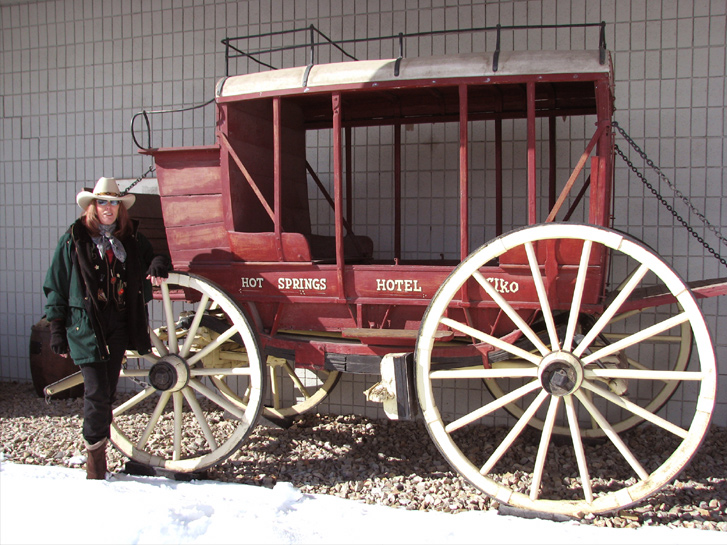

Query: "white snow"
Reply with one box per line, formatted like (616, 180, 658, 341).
(0, 462, 723, 544)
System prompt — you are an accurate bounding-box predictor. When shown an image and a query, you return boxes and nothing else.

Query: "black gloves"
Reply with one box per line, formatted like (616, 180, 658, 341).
(146, 255, 170, 278)
(49, 319, 69, 355)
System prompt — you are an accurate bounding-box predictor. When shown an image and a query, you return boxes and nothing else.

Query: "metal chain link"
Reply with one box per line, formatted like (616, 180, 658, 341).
(612, 121, 727, 269)
(122, 163, 156, 195)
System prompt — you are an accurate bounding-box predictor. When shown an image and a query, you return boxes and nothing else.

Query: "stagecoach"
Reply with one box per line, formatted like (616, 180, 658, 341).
(48, 23, 724, 516)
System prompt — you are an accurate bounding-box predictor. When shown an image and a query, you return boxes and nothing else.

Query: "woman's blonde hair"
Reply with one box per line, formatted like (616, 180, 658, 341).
(82, 201, 133, 238)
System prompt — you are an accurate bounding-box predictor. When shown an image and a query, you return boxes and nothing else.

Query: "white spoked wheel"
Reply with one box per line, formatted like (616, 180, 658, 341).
(112, 272, 266, 473)
(415, 223, 716, 516)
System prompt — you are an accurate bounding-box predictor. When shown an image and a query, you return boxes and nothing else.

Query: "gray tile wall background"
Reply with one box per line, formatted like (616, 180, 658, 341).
(1, 0, 725, 425)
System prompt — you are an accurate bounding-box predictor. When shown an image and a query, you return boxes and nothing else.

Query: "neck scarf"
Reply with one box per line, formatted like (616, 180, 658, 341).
(92, 223, 127, 263)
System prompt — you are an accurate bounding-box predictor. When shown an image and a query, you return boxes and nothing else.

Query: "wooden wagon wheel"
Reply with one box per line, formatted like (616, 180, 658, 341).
(415, 223, 716, 515)
(112, 272, 266, 473)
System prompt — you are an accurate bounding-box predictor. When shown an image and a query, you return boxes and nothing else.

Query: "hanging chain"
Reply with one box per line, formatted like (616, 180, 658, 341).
(612, 121, 727, 269)
(122, 163, 156, 195)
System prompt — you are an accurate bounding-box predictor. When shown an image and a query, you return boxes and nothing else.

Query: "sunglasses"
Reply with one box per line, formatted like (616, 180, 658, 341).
(96, 199, 120, 206)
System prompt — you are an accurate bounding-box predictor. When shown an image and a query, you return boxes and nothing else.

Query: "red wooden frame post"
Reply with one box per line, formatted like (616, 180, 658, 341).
(459, 84, 469, 261)
(495, 117, 503, 236)
(273, 97, 284, 260)
(395, 123, 402, 261)
(527, 81, 537, 225)
(332, 92, 346, 299)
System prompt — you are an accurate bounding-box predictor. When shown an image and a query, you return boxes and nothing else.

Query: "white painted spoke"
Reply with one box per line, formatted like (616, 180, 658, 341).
(472, 270, 550, 356)
(530, 396, 560, 501)
(481, 390, 549, 475)
(173, 391, 183, 461)
(192, 367, 253, 377)
(441, 317, 541, 364)
(573, 263, 649, 358)
(113, 386, 156, 416)
(137, 391, 171, 449)
(574, 391, 649, 480)
(564, 240, 592, 351)
(161, 282, 180, 354)
(188, 378, 248, 421)
(581, 381, 688, 438)
(430, 367, 538, 379)
(186, 325, 241, 366)
(181, 388, 219, 450)
(180, 294, 211, 357)
(564, 395, 593, 502)
(582, 313, 689, 365)
(149, 328, 169, 357)
(584, 369, 704, 381)
(445, 381, 541, 433)
(524, 241, 560, 351)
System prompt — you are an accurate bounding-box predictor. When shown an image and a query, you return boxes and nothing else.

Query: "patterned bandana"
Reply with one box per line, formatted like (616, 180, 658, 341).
(92, 223, 127, 263)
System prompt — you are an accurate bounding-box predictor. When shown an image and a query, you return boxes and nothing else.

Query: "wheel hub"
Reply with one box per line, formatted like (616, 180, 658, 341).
(538, 351, 584, 396)
(148, 354, 190, 392)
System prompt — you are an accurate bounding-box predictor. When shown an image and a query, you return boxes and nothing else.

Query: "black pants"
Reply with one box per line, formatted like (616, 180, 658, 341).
(80, 307, 129, 445)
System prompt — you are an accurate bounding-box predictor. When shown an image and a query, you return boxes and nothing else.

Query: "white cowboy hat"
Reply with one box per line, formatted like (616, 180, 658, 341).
(76, 177, 136, 210)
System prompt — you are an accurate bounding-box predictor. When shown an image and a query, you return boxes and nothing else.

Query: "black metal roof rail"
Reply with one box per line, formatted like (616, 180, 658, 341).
(221, 22, 609, 77)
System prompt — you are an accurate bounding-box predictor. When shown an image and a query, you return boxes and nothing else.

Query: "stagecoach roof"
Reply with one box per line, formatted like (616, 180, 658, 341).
(217, 50, 612, 99)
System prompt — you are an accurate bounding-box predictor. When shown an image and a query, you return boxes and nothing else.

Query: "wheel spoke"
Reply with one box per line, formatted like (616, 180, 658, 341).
(180, 294, 211, 357)
(186, 325, 242, 366)
(161, 282, 180, 354)
(573, 263, 649, 358)
(580, 380, 688, 438)
(138, 391, 172, 449)
(530, 396, 560, 501)
(187, 377, 249, 420)
(564, 239, 593, 351)
(173, 391, 183, 461)
(441, 317, 541, 364)
(430, 367, 538, 379)
(149, 328, 169, 357)
(582, 313, 689, 365)
(113, 386, 156, 416)
(283, 361, 313, 399)
(192, 367, 253, 377)
(585, 369, 704, 381)
(574, 390, 649, 480)
(524, 242, 560, 350)
(480, 390, 549, 475)
(181, 387, 219, 450)
(446, 381, 541, 433)
(564, 395, 593, 503)
(472, 271, 550, 356)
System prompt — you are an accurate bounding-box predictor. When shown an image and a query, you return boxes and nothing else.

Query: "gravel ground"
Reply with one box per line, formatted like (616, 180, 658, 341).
(1, 380, 725, 532)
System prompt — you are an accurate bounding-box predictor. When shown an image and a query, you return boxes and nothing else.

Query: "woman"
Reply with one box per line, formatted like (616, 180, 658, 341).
(43, 177, 169, 479)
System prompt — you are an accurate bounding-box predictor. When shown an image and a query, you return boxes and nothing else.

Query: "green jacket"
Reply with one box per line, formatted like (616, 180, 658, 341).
(43, 218, 157, 365)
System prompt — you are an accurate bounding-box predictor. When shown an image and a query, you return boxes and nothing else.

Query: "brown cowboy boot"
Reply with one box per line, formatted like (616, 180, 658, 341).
(85, 438, 108, 480)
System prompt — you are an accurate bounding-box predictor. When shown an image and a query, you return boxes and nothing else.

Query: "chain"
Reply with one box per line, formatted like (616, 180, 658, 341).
(612, 121, 727, 269)
(122, 163, 156, 195)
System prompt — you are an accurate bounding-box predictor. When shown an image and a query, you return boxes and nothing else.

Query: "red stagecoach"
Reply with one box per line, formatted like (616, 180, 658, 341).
(48, 23, 724, 516)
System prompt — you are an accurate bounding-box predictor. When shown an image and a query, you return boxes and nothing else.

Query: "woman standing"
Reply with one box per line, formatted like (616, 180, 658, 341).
(43, 177, 169, 479)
